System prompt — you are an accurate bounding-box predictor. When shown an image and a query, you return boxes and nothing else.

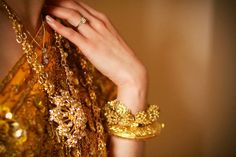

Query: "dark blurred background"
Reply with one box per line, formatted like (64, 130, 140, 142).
(85, 0, 236, 156)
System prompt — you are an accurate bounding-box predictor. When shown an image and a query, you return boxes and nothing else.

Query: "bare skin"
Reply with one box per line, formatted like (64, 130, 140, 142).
(0, 0, 45, 80)
(0, 0, 147, 156)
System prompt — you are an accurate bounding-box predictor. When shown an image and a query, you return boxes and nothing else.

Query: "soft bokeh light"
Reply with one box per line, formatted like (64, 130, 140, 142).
(85, 0, 236, 156)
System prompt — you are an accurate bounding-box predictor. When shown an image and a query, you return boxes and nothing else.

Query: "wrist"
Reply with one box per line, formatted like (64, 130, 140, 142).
(116, 64, 148, 113)
(117, 82, 148, 114)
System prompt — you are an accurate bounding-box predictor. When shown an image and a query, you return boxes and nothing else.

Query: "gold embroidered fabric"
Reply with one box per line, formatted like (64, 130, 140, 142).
(0, 25, 117, 157)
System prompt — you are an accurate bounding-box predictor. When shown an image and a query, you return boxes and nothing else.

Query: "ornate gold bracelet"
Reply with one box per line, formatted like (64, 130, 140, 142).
(108, 121, 163, 140)
(104, 99, 164, 140)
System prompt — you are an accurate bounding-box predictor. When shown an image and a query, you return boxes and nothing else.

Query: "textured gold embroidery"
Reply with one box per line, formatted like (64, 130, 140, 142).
(0, 55, 26, 92)
(0, 0, 118, 156)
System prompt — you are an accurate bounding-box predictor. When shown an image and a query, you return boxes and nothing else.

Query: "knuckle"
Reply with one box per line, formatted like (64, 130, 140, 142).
(95, 21, 105, 30)
(61, 0, 77, 9)
(99, 13, 109, 22)
(88, 43, 96, 51)
(99, 12, 106, 18)
(68, 0, 76, 6)
(67, 10, 78, 19)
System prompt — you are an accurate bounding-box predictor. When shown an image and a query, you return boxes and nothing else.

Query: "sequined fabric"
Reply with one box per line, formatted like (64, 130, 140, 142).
(0, 25, 117, 157)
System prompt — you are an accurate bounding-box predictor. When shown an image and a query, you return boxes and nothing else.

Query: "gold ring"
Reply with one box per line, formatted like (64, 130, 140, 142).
(76, 16, 87, 29)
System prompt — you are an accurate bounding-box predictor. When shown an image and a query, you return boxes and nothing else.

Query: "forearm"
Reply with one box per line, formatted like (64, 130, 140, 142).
(110, 136, 145, 157)
(109, 79, 148, 157)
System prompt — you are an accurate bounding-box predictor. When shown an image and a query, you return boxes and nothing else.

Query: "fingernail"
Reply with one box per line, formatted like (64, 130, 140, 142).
(46, 15, 54, 23)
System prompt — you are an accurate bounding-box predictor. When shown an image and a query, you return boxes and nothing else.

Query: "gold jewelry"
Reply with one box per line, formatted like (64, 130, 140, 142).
(27, 24, 43, 48)
(1, 1, 107, 155)
(26, 18, 45, 49)
(26, 21, 49, 65)
(78, 53, 107, 153)
(104, 99, 163, 139)
(108, 121, 162, 140)
(1, 0, 87, 150)
(76, 16, 87, 29)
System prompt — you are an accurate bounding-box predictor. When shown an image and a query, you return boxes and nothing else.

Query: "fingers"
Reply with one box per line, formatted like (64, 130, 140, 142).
(47, 0, 96, 24)
(46, 0, 112, 36)
(45, 15, 87, 51)
(78, 1, 118, 35)
(77, 1, 126, 48)
(78, 1, 107, 23)
(45, 0, 132, 55)
(45, 6, 95, 38)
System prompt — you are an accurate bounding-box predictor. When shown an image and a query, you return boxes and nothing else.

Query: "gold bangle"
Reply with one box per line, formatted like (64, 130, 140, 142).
(108, 121, 163, 140)
(104, 99, 164, 139)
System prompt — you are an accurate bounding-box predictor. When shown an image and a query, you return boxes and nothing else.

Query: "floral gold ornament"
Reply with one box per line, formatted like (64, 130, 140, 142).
(104, 99, 163, 139)
(0, 0, 163, 155)
(1, 0, 88, 153)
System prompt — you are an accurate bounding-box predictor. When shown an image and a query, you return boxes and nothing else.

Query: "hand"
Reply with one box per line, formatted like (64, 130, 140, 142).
(45, 0, 148, 113)
(45, 1, 147, 156)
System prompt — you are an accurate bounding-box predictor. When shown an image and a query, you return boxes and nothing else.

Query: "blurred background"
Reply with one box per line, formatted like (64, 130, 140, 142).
(85, 0, 236, 157)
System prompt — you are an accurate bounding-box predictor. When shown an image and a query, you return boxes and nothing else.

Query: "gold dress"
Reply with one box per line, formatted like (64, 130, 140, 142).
(0, 24, 117, 156)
